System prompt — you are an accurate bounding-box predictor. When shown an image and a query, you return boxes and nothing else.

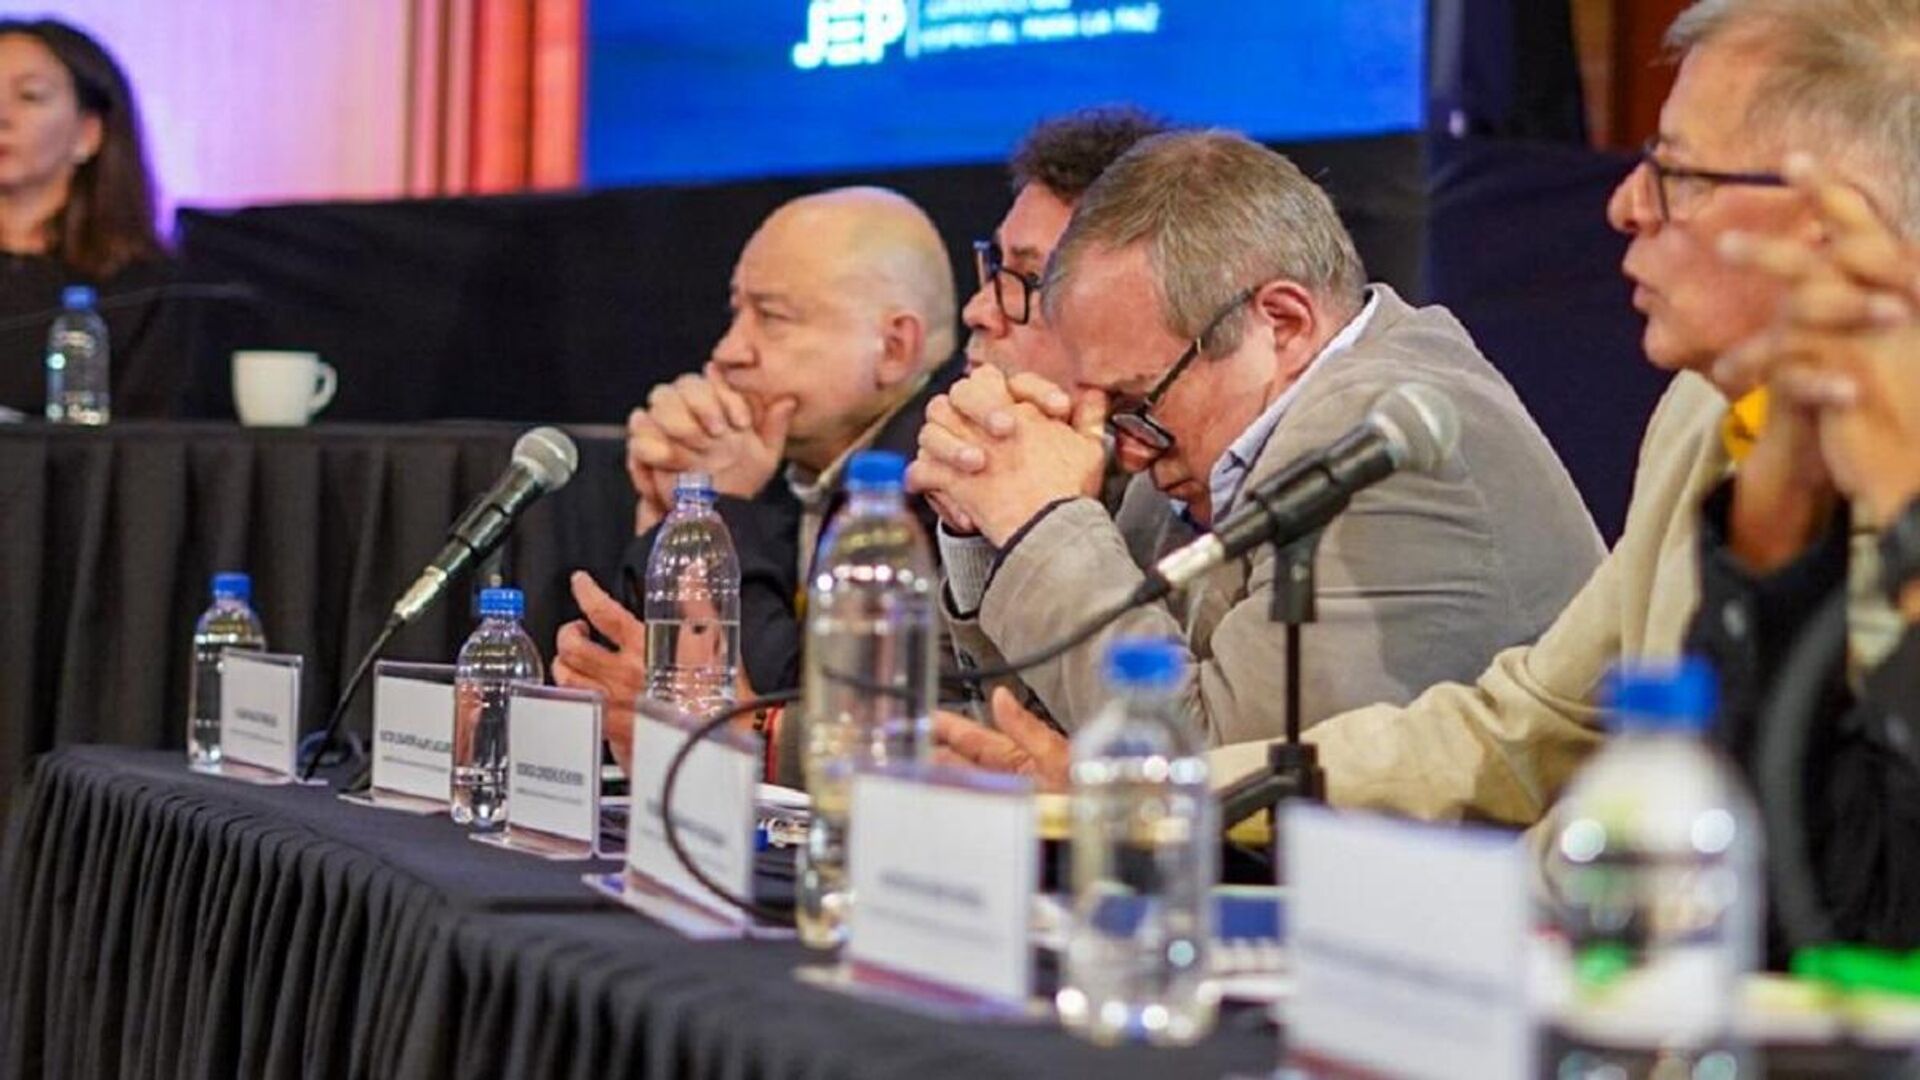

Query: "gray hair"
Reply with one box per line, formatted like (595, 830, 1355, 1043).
(1042, 130, 1365, 355)
(1668, 0, 1920, 238)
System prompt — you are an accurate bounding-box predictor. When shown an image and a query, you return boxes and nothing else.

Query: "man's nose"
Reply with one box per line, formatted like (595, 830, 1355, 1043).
(962, 282, 1007, 336)
(1114, 437, 1158, 474)
(1608, 161, 1660, 236)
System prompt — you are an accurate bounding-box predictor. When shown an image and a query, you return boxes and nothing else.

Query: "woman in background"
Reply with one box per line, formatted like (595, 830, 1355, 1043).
(0, 17, 190, 418)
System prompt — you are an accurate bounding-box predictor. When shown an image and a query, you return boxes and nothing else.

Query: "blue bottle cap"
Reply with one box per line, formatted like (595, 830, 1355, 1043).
(211, 571, 251, 602)
(675, 471, 715, 498)
(478, 587, 524, 619)
(1604, 657, 1717, 734)
(61, 285, 96, 310)
(845, 450, 906, 491)
(1104, 637, 1184, 690)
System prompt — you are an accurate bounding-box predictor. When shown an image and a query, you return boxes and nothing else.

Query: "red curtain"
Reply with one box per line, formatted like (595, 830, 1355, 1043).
(406, 0, 584, 196)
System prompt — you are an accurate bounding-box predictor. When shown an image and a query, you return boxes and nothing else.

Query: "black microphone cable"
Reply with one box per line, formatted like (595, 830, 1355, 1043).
(301, 614, 403, 781)
(1756, 587, 1849, 951)
(658, 689, 803, 925)
(655, 575, 1171, 924)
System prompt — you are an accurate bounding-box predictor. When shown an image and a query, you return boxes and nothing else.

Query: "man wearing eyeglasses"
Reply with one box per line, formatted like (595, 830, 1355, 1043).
(930, 108, 1169, 720)
(935, 0, 1920, 834)
(913, 129, 1603, 750)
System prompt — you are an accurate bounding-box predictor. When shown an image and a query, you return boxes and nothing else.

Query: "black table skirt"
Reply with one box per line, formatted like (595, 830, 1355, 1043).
(0, 747, 1276, 1079)
(0, 422, 635, 812)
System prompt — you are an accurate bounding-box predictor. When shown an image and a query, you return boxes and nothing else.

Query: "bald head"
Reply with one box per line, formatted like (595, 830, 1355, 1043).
(757, 186, 957, 368)
(710, 186, 955, 472)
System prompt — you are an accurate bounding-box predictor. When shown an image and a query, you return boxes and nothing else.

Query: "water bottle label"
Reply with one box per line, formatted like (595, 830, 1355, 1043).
(844, 765, 1037, 1011)
(368, 662, 457, 805)
(217, 651, 306, 780)
(625, 705, 759, 925)
(470, 685, 603, 859)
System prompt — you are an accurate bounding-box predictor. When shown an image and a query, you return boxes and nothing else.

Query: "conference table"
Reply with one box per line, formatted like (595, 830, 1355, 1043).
(0, 746, 1278, 1078)
(8, 748, 1917, 1079)
(0, 421, 635, 813)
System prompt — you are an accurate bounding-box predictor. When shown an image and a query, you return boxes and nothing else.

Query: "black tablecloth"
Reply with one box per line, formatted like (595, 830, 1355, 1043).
(0, 747, 1276, 1079)
(0, 422, 634, 811)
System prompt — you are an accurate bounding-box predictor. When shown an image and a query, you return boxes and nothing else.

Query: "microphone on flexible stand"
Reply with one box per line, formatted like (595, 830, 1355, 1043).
(1207, 384, 1461, 836)
(391, 426, 579, 625)
(303, 427, 579, 780)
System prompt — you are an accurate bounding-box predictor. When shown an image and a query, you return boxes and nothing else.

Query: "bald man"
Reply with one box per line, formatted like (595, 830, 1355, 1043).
(556, 187, 961, 774)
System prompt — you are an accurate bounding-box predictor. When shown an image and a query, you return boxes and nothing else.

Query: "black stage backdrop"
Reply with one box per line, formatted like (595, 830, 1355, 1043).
(173, 135, 1664, 539)
(172, 135, 1427, 425)
(1427, 138, 1664, 542)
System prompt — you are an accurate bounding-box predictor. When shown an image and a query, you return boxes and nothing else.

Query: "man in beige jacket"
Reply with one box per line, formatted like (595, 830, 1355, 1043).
(935, 0, 1920, 828)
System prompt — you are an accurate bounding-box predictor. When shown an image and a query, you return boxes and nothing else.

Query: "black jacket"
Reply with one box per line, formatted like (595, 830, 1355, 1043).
(1688, 479, 1920, 963)
(620, 356, 962, 696)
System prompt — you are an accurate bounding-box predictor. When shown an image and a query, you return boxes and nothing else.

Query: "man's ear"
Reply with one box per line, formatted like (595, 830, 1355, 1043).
(875, 309, 927, 389)
(1251, 280, 1319, 379)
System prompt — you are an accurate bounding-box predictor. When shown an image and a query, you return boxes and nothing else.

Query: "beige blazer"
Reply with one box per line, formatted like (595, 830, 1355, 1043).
(1204, 370, 1731, 825)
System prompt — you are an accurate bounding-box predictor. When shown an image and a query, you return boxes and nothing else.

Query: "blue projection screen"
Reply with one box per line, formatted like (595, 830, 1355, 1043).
(586, 0, 1426, 186)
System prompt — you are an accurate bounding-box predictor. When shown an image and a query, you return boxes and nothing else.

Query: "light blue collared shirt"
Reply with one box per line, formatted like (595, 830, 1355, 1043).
(1200, 288, 1380, 523)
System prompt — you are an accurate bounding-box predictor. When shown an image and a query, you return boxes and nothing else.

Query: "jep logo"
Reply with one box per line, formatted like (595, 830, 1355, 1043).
(791, 0, 909, 70)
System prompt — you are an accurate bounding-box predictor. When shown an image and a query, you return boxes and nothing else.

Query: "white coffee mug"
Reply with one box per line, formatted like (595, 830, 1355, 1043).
(233, 350, 337, 426)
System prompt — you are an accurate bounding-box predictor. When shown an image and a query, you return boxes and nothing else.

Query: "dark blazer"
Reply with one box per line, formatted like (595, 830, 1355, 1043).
(1688, 480, 1920, 964)
(620, 355, 963, 696)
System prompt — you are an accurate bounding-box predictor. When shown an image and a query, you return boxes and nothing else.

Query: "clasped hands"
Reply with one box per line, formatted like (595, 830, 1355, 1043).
(1716, 155, 1920, 570)
(625, 363, 798, 534)
(906, 365, 1108, 545)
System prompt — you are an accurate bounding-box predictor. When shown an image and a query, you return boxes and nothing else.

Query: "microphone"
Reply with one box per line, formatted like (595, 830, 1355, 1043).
(391, 426, 579, 625)
(1152, 383, 1460, 590)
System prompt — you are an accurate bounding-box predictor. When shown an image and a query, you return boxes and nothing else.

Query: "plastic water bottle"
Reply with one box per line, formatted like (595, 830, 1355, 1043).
(44, 284, 110, 424)
(1546, 659, 1761, 1076)
(185, 571, 268, 769)
(451, 587, 545, 830)
(1057, 637, 1218, 1045)
(644, 472, 741, 717)
(794, 450, 937, 949)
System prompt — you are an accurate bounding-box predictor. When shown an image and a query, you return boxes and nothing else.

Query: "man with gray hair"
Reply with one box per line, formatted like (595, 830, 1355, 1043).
(911, 130, 1602, 748)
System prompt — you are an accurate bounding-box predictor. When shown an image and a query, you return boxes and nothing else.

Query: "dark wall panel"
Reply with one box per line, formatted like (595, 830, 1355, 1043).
(174, 135, 1426, 427)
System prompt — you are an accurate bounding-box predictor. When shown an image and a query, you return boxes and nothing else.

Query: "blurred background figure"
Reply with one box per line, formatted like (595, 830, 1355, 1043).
(0, 17, 194, 419)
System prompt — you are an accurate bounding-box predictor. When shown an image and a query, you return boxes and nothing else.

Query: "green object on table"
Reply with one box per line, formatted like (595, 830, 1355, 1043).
(1792, 944, 1920, 999)
(1574, 942, 1634, 991)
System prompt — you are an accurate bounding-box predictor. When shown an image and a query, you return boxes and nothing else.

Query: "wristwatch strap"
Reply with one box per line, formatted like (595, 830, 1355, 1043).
(1878, 496, 1920, 603)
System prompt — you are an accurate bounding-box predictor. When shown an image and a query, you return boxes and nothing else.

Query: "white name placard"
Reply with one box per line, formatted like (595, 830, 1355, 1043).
(627, 704, 759, 921)
(504, 685, 602, 851)
(219, 650, 303, 777)
(1285, 804, 1533, 1080)
(370, 662, 455, 803)
(847, 765, 1034, 1008)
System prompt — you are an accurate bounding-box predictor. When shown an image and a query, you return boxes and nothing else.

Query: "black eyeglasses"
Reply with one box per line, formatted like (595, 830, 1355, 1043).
(971, 239, 1042, 325)
(1638, 138, 1788, 222)
(1106, 289, 1255, 457)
